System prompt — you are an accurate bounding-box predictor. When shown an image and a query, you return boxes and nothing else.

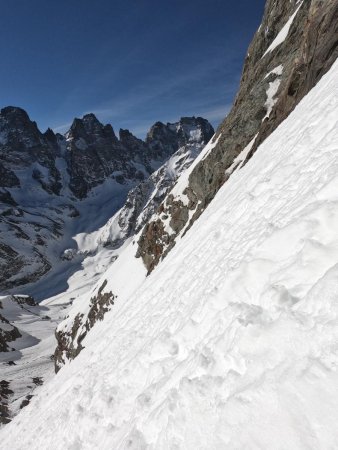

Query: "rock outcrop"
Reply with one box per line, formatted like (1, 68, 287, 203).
(136, 0, 338, 273)
(54, 280, 115, 372)
(0, 313, 21, 353)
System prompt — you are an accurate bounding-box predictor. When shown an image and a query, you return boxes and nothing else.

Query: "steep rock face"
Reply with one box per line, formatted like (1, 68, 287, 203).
(145, 117, 213, 159)
(0, 107, 65, 289)
(65, 115, 211, 199)
(137, 0, 338, 273)
(119, 128, 152, 172)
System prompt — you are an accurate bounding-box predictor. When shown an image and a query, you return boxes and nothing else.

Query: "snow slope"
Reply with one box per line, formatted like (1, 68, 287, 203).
(1, 59, 338, 449)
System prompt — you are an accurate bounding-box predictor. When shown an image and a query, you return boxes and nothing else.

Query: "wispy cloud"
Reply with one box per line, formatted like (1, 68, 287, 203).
(53, 122, 71, 133)
(196, 105, 231, 122)
(81, 64, 237, 127)
(51, 45, 241, 138)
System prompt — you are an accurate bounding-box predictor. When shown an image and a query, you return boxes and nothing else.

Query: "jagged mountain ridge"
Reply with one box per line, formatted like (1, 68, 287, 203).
(0, 110, 213, 293)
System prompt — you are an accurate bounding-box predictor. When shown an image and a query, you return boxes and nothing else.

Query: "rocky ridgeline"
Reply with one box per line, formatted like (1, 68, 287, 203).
(136, 0, 338, 273)
(0, 110, 213, 291)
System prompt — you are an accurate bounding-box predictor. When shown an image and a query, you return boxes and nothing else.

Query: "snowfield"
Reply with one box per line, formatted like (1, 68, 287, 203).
(1, 59, 338, 449)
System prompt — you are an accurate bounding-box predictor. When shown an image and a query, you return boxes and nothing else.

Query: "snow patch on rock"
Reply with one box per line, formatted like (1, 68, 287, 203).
(263, 2, 304, 57)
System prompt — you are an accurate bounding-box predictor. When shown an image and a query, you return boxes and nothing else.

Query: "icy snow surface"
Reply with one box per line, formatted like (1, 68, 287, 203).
(2, 60, 338, 449)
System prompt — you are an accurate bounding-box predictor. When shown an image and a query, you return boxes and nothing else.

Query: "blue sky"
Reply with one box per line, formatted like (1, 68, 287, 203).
(1, 0, 265, 138)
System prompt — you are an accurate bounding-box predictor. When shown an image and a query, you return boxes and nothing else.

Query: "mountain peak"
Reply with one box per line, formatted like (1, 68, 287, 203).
(44, 127, 56, 140)
(82, 112, 101, 124)
(0, 106, 35, 131)
(0, 105, 30, 119)
(119, 128, 134, 139)
(67, 113, 106, 141)
(0, 105, 43, 149)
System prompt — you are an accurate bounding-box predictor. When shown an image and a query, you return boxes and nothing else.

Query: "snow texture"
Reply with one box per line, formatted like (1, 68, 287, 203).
(1, 59, 338, 449)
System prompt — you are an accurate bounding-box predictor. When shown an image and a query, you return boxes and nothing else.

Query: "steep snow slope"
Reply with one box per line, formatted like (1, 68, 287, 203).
(1, 59, 338, 449)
